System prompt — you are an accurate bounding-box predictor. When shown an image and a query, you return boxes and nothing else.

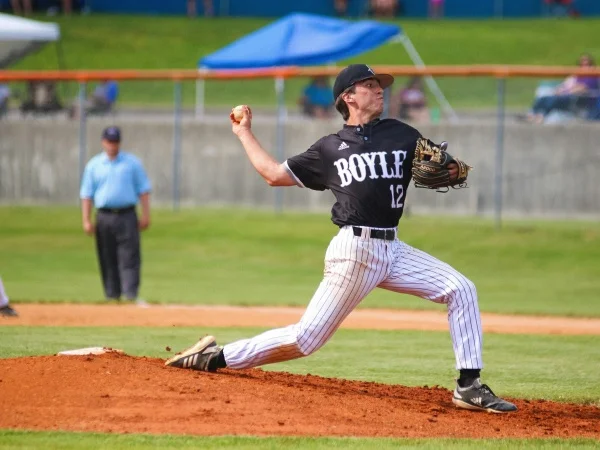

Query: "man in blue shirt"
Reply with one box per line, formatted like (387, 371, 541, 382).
(298, 76, 334, 119)
(88, 79, 119, 115)
(80, 126, 152, 304)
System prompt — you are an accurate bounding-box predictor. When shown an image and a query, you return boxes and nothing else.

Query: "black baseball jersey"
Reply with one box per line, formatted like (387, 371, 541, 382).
(285, 118, 422, 228)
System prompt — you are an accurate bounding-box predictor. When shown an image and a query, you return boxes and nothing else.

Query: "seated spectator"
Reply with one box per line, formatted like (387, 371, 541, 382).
(0, 84, 10, 119)
(19, 81, 63, 116)
(390, 76, 429, 123)
(334, 0, 348, 16)
(298, 76, 334, 119)
(526, 54, 598, 124)
(69, 79, 119, 119)
(370, 0, 399, 17)
(89, 79, 119, 114)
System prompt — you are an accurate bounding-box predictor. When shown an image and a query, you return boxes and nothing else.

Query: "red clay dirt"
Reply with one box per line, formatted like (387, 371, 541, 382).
(1, 304, 600, 439)
(0, 352, 599, 439)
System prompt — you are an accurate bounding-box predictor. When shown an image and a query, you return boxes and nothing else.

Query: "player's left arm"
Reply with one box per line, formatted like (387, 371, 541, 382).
(231, 105, 295, 187)
(411, 137, 471, 190)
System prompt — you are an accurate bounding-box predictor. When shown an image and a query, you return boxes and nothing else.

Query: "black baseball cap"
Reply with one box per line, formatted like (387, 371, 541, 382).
(102, 126, 121, 142)
(333, 64, 394, 100)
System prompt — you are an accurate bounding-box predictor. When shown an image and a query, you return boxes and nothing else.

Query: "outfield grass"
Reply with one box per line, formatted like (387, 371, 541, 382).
(0, 207, 598, 317)
(10, 15, 600, 108)
(1, 430, 598, 450)
(1, 326, 599, 403)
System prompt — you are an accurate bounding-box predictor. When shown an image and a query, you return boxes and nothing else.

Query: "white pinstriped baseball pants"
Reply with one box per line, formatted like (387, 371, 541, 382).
(223, 226, 483, 371)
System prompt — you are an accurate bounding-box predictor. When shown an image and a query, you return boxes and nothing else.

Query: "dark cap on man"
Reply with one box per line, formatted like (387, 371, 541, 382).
(333, 64, 394, 100)
(102, 126, 121, 142)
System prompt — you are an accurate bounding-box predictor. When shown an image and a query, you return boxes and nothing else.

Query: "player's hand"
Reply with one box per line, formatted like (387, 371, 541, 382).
(448, 163, 458, 181)
(230, 105, 252, 137)
(83, 220, 95, 236)
(138, 215, 150, 231)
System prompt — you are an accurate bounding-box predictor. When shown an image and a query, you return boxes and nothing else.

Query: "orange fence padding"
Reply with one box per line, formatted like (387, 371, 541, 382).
(1, 65, 599, 82)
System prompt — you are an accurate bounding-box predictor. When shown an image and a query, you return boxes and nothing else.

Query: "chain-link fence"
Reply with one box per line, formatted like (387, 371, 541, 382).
(1, 67, 599, 223)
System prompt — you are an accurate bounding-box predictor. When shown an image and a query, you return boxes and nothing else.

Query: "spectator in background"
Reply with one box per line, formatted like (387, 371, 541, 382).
(0, 277, 18, 317)
(63, 0, 72, 15)
(69, 79, 119, 118)
(334, 0, 348, 16)
(390, 76, 429, 123)
(203, 0, 214, 16)
(526, 53, 598, 123)
(80, 126, 152, 306)
(88, 79, 119, 114)
(429, 0, 444, 19)
(188, 0, 214, 17)
(10, 0, 32, 15)
(370, 0, 399, 17)
(0, 84, 10, 119)
(298, 76, 334, 119)
(19, 81, 63, 116)
(187, 0, 196, 17)
(544, 0, 579, 18)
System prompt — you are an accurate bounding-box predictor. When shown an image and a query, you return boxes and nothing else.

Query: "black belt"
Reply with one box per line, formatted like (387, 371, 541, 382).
(97, 206, 135, 214)
(352, 227, 396, 241)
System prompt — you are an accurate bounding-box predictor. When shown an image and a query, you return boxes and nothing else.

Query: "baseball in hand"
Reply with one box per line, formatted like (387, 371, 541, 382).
(231, 105, 246, 123)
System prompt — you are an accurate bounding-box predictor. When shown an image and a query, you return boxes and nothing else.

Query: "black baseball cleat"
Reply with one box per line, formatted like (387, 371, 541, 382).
(165, 335, 222, 371)
(452, 378, 517, 413)
(0, 305, 18, 317)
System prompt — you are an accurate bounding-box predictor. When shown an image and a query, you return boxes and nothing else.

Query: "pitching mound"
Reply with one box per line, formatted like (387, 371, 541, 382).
(0, 353, 599, 438)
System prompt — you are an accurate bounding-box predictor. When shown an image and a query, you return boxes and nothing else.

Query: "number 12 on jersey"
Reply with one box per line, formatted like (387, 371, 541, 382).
(390, 184, 405, 208)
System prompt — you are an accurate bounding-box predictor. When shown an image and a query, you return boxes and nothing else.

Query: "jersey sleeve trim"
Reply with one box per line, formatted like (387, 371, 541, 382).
(284, 160, 305, 188)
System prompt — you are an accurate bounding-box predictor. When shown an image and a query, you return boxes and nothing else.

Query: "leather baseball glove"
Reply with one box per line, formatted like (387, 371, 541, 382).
(412, 138, 471, 191)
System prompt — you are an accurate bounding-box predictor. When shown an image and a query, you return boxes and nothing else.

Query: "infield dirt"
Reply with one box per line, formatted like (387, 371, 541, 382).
(1, 304, 599, 438)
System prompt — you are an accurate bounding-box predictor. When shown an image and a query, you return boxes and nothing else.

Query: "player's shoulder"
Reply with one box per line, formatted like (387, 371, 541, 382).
(378, 118, 422, 139)
(309, 134, 339, 152)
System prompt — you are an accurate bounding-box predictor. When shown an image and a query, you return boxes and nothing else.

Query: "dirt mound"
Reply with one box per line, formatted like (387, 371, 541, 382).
(0, 353, 598, 438)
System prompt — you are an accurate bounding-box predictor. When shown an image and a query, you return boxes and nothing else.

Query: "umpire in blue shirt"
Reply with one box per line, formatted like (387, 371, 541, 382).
(80, 126, 152, 303)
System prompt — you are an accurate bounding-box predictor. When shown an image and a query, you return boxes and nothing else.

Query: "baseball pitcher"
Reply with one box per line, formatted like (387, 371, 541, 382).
(166, 64, 516, 414)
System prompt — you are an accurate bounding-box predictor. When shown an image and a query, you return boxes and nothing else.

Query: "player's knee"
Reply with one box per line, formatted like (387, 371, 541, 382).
(295, 328, 324, 356)
(447, 275, 477, 303)
(296, 337, 320, 356)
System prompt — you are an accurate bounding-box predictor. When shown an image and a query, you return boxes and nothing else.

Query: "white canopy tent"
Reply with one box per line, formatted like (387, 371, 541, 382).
(0, 13, 60, 68)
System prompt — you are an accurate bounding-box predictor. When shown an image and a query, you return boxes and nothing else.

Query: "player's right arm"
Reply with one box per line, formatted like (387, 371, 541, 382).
(230, 105, 295, 187)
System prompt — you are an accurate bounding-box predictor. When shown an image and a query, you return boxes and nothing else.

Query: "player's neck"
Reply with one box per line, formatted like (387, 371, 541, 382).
(345, 111, 380, 126)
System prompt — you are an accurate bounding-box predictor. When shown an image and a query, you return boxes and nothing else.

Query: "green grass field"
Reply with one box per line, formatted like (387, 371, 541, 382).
(9, 15, 600, 108)
(1, 206, 599, 317)
(1, 431, 598, 450)
(2, 206, 599, 447)
(0, 207, 598, 317)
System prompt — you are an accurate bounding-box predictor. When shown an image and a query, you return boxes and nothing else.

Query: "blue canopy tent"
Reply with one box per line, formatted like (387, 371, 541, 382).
(200, 13, 398, 69)
(196, 13, 456, 120)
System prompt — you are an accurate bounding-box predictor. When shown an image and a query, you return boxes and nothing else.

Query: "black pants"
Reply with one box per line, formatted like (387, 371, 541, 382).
(95, 208, 140, 300)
